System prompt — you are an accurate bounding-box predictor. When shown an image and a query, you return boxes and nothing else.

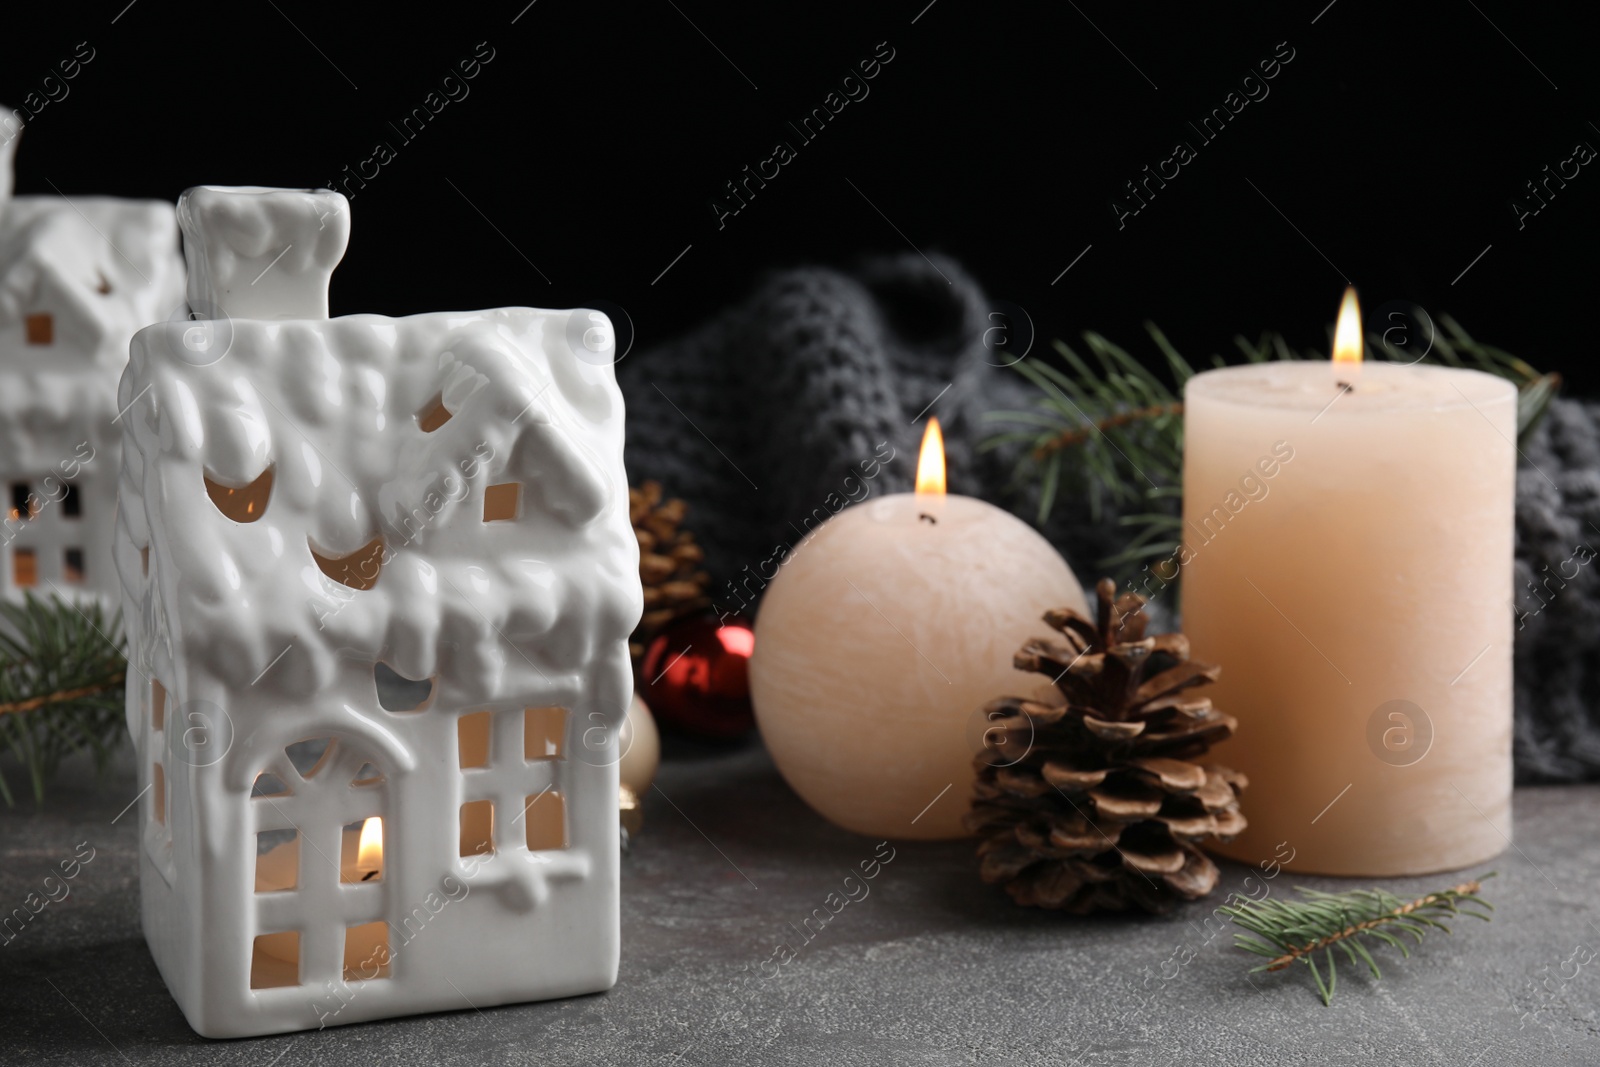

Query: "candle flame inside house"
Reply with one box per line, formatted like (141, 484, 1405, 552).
(1332, 286, 1363, 365)
(915, 418, 946, 496)
(357, 816, 383, 873)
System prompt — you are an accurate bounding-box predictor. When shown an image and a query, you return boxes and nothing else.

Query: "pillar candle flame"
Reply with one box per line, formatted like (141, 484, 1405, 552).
(915, 418, 946, 496)
(1332, 286, 1363, 366)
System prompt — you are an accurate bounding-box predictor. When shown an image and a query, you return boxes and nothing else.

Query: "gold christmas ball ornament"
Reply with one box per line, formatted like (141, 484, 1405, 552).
(619, 691, 660, 795)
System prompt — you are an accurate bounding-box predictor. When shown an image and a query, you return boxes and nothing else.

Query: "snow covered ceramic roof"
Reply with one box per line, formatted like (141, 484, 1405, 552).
(115, 187, 640, 708)
(0, 105, 186, 469)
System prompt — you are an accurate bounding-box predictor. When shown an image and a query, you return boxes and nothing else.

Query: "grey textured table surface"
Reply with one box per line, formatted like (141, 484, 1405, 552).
(2, 742, 1598, 1066)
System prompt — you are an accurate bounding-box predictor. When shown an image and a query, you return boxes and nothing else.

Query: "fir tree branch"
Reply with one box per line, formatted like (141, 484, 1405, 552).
(1030, 402, 1185, 460)
(0, 593, 129, 807)
(0, 674, 126, 716)
(1220, 875, 1494, 1004)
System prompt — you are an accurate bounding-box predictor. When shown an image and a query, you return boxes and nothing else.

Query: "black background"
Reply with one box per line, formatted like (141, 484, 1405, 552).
(4, 1, 1594, 392)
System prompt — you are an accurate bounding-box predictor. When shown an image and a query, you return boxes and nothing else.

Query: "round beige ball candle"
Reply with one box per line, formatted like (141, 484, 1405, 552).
(1182, 289, 1515, 876)
(750, 420, 1087, 839)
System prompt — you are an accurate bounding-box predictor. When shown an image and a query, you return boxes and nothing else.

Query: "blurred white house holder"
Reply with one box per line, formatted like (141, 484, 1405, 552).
(116, 185, 640, 1038)
(0, 105, 185, 604)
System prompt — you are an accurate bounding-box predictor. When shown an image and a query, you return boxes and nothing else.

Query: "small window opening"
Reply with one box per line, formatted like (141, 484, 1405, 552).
(12, 548, 37, 588)
(483, 483, 519, 522)
(417, 393, 453, 432)
(255, 829, 299, 892)
(152, 762, 166, 825)
(24, 313, 53, 345)
(458, 712, 491, 769)
(250, 931, 301, 989)
(204, 467, 273, 523)
(523, 789, 567, 851)
(460, 800, 494, 857)
(251, 771, 291, 798)
(525, 706, 566, 761)
(311, 535, 385, 591)
(344, 922, 392, 981)
(284, 738, 336, 780)
(340, 817, 384, 884)
(374, 662, 432, 711)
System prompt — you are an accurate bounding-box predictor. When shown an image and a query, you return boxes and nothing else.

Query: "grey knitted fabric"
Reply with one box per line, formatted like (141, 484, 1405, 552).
(618, 254, 1600, 784)
(1512, 397, 1600, 781)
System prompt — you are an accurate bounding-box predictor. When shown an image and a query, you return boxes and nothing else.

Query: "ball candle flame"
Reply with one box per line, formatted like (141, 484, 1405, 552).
(1181, 287, 1515, 876)
(750, 419, 1088, 839)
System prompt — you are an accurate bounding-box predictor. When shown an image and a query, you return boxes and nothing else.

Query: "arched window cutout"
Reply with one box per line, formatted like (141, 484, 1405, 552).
(417, 393, 453, 432)
(312, 535, 385, 591)
(252, 771, 292, 798)
(204, 467, 273, 523)
(352, 762, 384, 787)
(374, 662, 433, 711)
(285, 738, 337, 780)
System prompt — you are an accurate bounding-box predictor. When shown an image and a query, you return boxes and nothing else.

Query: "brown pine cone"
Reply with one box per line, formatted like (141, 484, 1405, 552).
(630, 481, 712, 666)
(967, 578, 1247, 914)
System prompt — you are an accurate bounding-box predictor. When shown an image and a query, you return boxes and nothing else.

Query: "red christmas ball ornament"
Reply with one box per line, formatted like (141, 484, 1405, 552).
(641, 615, 755, 741)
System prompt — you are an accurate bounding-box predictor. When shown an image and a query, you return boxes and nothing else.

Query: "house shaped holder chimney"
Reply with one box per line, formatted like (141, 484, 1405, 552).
(115, 185, 640, 1038)
(0, 105, 185, 603)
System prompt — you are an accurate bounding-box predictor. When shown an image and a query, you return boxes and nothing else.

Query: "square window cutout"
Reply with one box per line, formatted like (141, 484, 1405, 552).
(344, 922, 392, 981)
(483, 483, 519, 522)
(525, 706, 566, 761)
(12, 548, 37, 588)
(24, 313, 53, 345)
(524, 789, 567, 851)
(251, 931, 300, 989)
(460, 799, 494, 857)
(255, 829, 298, 893)
(9, 483, 33, 521)
(63, 548, 85, 583)
(458, 712, 490, 769)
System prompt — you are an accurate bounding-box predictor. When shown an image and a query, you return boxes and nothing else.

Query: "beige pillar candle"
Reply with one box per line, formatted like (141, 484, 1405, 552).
(750, 420, 1088, 840)
(1181, 290, 1515, 876)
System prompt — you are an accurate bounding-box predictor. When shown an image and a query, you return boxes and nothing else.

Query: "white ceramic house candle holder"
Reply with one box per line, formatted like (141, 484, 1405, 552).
(0, 105, 185, 604)
(115, 185, 640, 1038)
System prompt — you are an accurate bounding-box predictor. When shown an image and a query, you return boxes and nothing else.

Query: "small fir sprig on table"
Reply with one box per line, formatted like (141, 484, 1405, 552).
(983, 317, 1558, 578)
(0, 593, 127, 807)
(1221, 875, 1495, 1004)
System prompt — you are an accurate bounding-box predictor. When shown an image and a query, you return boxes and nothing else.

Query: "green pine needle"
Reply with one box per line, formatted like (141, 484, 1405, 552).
(0, 593, 129, 807)
(986, 317, 1558, 580)
(1220, 875, 1495, 1005)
